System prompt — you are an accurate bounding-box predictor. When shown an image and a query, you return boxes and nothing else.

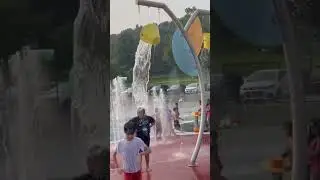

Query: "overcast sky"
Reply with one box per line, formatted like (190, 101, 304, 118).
(110, 0, 210, 34)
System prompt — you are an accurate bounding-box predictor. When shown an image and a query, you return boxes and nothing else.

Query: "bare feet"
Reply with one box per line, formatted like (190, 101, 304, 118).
(146, 167, 152, 172)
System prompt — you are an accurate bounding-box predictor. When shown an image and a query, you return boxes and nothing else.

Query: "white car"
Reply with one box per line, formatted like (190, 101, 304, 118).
(240, 69, 289, 101)
(185, 83, 199, 94)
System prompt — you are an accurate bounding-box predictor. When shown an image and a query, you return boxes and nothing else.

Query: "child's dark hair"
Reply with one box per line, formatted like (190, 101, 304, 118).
(137, 107, 145, 114)
(124, 121, 136, 135)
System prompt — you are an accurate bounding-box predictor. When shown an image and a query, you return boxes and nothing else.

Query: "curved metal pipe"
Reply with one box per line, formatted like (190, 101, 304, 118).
(136, 0, 209, 166)
(184, 9, 210, 166)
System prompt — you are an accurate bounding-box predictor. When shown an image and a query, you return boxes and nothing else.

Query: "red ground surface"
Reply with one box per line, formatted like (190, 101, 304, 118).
(110, 134, 210, 180)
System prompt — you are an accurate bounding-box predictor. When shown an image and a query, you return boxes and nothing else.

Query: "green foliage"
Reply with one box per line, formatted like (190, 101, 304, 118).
(110, 9, 212, 82)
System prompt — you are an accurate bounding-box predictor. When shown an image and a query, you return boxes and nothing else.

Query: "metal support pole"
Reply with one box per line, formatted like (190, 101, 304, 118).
(184, 10, 210, 30)
(184, 9, 210, 166)
(135, 0, 209, 166)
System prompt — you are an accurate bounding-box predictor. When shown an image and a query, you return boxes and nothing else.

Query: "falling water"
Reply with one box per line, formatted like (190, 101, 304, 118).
(132, 40, 152, 108)
(110, 76, 134, 142)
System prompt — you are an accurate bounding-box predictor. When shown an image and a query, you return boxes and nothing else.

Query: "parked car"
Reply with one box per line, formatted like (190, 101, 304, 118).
(167, 84, 186, 94)
(240, 69, 288, 101)
(185, 83, 199, 94)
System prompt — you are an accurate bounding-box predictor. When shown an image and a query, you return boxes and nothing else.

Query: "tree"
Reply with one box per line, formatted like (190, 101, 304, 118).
(115, 30, 139, 78)
(185, 6, 197, 15)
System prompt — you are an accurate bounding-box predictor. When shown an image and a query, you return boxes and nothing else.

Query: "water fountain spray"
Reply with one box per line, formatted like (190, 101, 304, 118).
(111, 76, 131, 142)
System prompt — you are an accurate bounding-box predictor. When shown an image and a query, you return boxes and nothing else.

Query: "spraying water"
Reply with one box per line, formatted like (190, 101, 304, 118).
(152, 89, 169, 140)
(132, 40, 152, 108)
(110, 76, 135, 142)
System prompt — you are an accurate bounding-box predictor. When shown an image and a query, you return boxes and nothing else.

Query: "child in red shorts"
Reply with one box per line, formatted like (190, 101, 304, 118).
(113, 121, 151, 180)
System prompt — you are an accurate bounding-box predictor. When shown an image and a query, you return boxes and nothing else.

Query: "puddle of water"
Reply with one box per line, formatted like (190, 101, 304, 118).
(172, 152, 188, 158)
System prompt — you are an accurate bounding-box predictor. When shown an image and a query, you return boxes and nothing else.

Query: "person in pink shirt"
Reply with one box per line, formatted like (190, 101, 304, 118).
(205, 99, 210, 130)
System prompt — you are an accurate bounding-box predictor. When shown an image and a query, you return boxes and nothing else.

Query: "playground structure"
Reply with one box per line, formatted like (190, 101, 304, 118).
(136, 0, 210, 167)
(110, 2, 210, 179)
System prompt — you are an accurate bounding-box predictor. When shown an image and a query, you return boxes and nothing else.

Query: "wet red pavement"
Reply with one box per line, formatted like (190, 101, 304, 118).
(110, 134, 210, 180)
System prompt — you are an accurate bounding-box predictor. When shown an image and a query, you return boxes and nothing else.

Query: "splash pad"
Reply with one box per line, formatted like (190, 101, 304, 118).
(110, 1, 210, 179)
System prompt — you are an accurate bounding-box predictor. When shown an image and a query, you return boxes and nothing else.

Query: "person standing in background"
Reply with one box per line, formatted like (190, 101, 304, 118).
(193, 100, 201, 129)
(153, 108, 162, 140)
(167, 108, 176, 136)
(172, 107, 181, 130)
(205, 99, 210, 131)
(174, 102, 179, 111)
